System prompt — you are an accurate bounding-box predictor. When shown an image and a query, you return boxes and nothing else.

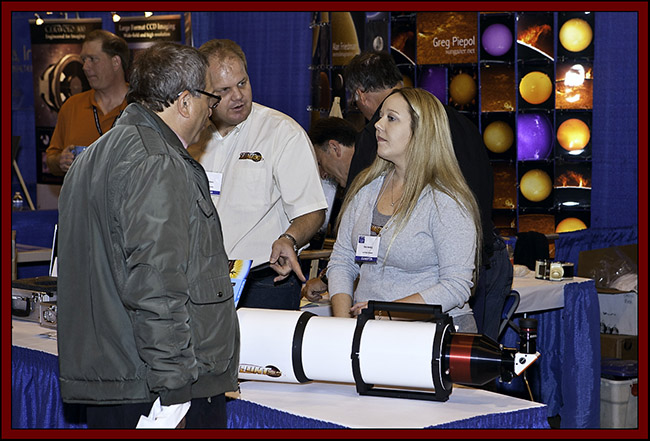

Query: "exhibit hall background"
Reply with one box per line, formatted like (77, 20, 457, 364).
(7, 9, 642, 232)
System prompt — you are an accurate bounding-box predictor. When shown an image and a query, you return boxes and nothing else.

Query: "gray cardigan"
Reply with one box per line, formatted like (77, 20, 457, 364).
(327, 174, 477, 319)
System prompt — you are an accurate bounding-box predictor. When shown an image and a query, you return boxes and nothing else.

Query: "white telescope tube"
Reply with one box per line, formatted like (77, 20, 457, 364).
(236, 303, 539, 402)
(237, 308, 451, 391)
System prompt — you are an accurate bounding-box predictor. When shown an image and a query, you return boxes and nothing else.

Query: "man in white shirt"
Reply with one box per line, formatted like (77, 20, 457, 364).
(189, 39, 327, 310)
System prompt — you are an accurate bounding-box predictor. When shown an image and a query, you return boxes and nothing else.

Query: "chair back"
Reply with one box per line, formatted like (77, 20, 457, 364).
(498, 290, 521, 339)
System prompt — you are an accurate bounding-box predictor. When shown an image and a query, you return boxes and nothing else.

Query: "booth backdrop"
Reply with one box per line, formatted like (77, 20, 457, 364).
(9, 10, 640, 232)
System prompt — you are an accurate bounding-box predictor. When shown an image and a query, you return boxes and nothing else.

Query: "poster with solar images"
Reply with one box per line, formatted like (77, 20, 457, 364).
(310, 11, 595, 236)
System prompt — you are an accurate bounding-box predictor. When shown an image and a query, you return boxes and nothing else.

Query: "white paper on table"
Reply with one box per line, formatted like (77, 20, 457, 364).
(136, 397, 191, 429)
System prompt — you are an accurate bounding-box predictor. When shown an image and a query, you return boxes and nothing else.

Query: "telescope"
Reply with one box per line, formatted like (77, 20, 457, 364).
(238, 301, 539, 401)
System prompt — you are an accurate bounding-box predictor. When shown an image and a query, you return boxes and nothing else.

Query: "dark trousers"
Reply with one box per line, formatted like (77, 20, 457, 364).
(85, 394, 227, 429)
(470, 235, 514, 342)
(237, 270, 301, 310)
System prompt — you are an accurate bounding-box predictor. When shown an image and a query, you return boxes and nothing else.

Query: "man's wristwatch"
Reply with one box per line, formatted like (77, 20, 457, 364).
(278, 233, 298, 254)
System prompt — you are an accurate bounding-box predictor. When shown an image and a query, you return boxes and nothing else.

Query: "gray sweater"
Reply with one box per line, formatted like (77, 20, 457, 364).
(327, 175, 476, 319)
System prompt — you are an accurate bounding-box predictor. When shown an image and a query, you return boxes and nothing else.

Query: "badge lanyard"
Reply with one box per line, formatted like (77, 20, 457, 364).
(93, 106, 122, 136)
(355, 172, 395, 263)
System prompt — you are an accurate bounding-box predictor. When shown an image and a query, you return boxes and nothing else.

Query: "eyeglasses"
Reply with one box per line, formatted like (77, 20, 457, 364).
(194, 89, 221, 110)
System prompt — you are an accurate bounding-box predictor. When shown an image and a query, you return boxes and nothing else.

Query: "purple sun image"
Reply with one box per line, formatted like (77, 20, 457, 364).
(517, 113, 554, 160)
(482, 23, 513, 56)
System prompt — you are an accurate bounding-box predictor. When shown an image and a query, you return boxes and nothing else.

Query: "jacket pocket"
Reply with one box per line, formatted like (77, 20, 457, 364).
(189, 273, 233, 304)
(187, 274, 238, 371)
(196, 194, 225, 258)
(197, 195, 214, 218)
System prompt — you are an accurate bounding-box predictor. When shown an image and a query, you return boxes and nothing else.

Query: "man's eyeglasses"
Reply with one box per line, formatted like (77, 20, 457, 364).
(194, 89, 221, 110)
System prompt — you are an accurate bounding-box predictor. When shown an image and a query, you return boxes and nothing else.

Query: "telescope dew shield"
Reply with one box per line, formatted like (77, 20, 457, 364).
(238, 308, 312, 383)
(447, 333, 517, 385)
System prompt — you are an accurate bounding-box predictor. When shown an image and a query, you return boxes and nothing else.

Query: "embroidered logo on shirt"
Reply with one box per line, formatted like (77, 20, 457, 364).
(239, 151, 263, 162)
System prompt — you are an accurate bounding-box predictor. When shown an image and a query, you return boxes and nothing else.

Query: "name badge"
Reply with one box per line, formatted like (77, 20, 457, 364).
(205, 171, 223, 195)
(355, 235, 380, 263)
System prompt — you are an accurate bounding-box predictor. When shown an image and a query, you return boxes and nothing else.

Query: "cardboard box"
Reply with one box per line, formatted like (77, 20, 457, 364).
(577, 244, 637, 293)
(600, 334, 638, 360)
(598, 291, 638, 335)
(579, 244, 638, 336)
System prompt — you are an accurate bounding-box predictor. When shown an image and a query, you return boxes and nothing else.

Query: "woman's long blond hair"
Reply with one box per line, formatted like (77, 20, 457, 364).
(338, 87, 482, 287)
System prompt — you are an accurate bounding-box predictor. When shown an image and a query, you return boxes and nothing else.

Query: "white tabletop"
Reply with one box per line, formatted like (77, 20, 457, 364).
(300, 272, 594, 317)
(512, 272, 593, 313)
(11, 318, 58, 355)
(236, 379, 546, 429)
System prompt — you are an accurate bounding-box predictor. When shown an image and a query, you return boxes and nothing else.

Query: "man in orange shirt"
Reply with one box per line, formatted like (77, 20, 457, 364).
(45, 29, 129, 175)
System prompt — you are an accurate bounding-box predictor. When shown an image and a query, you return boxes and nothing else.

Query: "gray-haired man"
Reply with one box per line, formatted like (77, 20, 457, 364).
(57, 42, 239, 428)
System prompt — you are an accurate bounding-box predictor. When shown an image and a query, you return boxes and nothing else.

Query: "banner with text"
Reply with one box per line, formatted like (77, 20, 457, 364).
(114, 15, 182, 65)
(416, 12, 478, 65)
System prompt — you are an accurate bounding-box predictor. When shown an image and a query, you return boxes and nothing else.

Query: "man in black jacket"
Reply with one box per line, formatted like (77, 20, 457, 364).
(57, 42, 239, 429)
(304, 51, 512, 343)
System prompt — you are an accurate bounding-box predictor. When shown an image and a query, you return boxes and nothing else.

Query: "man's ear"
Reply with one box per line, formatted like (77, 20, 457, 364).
(176, 90, 192, 118)
(329, 140, 342, 157)
(355, 88, 366, 106)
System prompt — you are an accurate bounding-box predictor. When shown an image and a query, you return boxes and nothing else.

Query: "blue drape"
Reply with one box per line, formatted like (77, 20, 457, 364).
(11, 210, 58, 247)
(554, 226, 638, 272)
(11, 209, 59, 279)
(226, 399, 345, 429)
(11, 346, 86, 429)
(591, 12, 638, 229)
(498, 279, 601, 428)
(431, 407, 549, 429)
(559, 281, 602, 429)
(190, 11, 313, 130)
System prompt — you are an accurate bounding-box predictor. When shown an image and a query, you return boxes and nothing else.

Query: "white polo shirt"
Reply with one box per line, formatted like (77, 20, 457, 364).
(197, 102, 328, 266)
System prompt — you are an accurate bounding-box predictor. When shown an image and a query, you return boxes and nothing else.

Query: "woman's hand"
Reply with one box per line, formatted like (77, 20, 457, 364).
(350, 301, 369, 317)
